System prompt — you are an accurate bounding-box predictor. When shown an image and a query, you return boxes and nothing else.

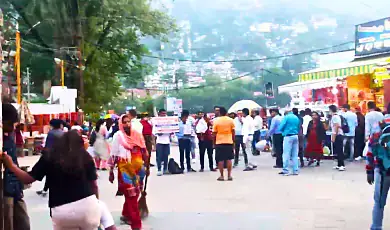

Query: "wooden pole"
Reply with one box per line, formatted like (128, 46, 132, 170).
(0, 8, 5, 230)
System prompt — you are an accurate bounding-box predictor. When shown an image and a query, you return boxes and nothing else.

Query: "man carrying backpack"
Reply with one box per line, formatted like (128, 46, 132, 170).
(341, 104, 358, 162)
(329, 105, 345, 171)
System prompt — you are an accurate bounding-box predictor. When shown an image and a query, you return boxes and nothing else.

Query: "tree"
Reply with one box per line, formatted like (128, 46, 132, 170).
(102, 94, 155, 116)
(1, 0, 176, 112)
(158, 68, 294, 113)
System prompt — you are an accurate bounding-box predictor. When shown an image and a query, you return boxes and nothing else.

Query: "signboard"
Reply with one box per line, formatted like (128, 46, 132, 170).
(165, 97, 183, 114)
(152, 116, 179, 134)
(355, 17, 390, 57)
(175, 99, 183, 114)
(165, 97, 176, 111)
(264, 82, 274, 98)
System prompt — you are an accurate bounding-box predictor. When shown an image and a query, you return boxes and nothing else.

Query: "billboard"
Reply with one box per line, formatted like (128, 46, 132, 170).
(165, 97, 183, 114)
(355, 17, 390, 57)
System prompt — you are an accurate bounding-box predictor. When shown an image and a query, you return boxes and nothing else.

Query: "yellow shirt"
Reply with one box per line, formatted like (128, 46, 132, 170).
(213, 116, 235, 145)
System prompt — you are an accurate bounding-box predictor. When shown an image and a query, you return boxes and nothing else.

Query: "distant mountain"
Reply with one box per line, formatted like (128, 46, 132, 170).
(146, 0, 389, 73)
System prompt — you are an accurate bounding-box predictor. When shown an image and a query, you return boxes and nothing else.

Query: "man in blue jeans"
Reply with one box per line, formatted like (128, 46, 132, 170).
(153, 109, 171, 176)
(177, 110, 196, 172)
(278, 108, 300, 176)
(366, 101, 387, 230)
(2, 104, 30, 230)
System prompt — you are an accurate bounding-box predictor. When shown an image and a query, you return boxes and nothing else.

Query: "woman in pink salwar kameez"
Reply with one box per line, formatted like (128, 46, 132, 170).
(108, 115, 149, 230)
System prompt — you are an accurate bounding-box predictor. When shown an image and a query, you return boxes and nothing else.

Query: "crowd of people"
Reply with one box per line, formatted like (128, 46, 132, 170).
(1, 104, 148, 229)
(2, 100, 390, 230)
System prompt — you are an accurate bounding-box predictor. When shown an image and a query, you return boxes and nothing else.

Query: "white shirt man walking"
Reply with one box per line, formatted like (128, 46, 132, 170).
(242, 108, 257, 171)
(341, 104, 357, 162)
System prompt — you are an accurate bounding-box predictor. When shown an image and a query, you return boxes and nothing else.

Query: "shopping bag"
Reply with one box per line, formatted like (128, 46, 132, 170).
(323, 146, 331, 156)
(363, 141, 369, 157)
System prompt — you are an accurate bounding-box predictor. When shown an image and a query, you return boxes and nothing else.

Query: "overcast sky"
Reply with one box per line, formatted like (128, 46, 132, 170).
(158, 0, 389, 24)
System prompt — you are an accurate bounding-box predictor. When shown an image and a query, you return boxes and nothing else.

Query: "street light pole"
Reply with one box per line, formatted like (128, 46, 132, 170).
(61, 60, 65, 87)
(15, 23, 21, 104)
(54, 58, 65, 87)
(73, 0, 84, 109)
(26, 67, 30, 103)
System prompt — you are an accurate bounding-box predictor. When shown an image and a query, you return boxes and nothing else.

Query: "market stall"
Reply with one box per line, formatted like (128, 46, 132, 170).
(279, 56, 390, 112)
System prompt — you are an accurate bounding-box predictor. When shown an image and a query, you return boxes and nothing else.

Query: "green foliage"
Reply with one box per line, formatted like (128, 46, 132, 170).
(102, 95, 155, 116)
(1, 0, 175, 113)
(160, 68, 293, 113)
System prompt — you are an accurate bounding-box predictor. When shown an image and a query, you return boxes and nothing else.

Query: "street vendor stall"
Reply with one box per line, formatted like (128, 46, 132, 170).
(279, 56, 390, 112)
(279, 17, 390, 112)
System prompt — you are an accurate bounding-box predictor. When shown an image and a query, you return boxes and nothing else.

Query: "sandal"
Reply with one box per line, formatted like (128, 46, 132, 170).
(228, 177, 233, 181)
(217, 177, 225, 181)
(120, 216, 131, 225)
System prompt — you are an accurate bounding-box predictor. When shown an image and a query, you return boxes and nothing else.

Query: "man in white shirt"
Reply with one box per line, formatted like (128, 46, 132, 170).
(188, 115, 197, 164)
(341, 104, 358, 161)
(301, 108, 312, 158)
(242, 108, 257, 171)
(127, 109, 143, 134)
(329, 105, 345, 171)
(233, 110, 248, 167)
(152, 109, 171, 176)
(365, 101, 384, 140)
(252, 110, 263, 156)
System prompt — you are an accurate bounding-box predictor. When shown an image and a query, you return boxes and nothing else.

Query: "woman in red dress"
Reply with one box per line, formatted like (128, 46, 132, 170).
(305, 112, 326, 166)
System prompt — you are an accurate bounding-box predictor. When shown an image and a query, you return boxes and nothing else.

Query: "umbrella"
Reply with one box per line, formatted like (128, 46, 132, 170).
(104, 114, 119, 120)
(228, 100, 261, 113)
(18, 100, 35, 124)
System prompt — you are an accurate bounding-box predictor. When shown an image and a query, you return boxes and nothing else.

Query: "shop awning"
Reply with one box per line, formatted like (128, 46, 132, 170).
(298, 57, 389, 82)
(278, 77, 345, 94)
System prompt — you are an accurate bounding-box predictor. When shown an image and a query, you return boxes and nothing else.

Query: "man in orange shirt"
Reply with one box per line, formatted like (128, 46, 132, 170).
(213, 107, 235, 181)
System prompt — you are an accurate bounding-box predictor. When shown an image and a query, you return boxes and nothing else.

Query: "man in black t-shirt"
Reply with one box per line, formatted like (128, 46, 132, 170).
(37, 119, 63, 197)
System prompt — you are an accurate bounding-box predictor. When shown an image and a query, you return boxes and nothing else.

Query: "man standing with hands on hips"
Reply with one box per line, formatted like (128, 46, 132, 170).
(278, 108, 300, 176)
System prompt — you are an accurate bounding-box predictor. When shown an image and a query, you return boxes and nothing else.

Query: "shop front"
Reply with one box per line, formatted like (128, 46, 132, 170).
(278, 57, 387, 112)
(279, 17, 390, 112)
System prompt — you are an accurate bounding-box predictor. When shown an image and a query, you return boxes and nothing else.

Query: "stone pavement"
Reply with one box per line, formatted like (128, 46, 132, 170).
(19, 147, 387, 230)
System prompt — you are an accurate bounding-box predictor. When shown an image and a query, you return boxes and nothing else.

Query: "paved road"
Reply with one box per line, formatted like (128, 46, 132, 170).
(19, 147, 386, 230)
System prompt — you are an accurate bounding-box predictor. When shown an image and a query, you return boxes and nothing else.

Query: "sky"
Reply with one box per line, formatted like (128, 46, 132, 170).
(157, 0, 389, 24)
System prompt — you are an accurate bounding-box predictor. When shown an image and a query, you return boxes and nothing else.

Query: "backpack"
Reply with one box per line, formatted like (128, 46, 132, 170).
(339, 115, 350, 134)
(168, 158, 184, 174)
(373, 124, 390, 171)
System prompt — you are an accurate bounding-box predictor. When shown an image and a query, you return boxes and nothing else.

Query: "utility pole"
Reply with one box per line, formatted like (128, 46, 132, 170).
(72, 0, 84, 109)
(0, 8, 4, 230)
(15, 23, 21, 104)
(26, 67, 30, 103)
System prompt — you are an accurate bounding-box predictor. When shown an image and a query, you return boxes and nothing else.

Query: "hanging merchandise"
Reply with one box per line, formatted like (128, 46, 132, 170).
(18, 100, 35, 125)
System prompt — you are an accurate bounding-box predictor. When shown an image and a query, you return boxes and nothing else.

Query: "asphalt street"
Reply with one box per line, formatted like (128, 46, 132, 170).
(19, 147, 385, 230)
